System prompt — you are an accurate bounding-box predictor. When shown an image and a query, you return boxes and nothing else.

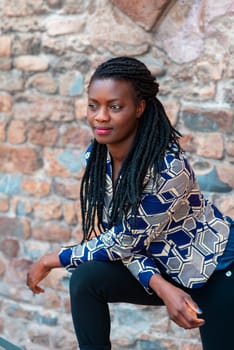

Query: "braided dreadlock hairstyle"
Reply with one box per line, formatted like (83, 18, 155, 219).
(80, 56, 181, 241)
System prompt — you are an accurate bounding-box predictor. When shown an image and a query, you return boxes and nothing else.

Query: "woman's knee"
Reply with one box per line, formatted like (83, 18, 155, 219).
(69, 261, 106, 299)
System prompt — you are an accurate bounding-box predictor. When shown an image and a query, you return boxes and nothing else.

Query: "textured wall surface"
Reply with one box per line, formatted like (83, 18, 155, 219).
(0, 0, 233, 349)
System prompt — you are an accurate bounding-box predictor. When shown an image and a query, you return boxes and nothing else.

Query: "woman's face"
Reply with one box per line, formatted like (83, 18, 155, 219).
(87, 78, 145, 154)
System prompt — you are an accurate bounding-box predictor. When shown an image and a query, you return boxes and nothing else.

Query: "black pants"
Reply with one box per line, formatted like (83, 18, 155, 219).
(69, 260, 234, 350)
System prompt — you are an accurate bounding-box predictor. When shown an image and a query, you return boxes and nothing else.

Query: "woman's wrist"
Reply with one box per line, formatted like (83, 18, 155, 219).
(149, 274, 172, 299)
(40, 251, 62, 269)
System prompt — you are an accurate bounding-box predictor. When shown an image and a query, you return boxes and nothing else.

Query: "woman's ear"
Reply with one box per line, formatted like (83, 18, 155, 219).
(136, 99, 146, 118)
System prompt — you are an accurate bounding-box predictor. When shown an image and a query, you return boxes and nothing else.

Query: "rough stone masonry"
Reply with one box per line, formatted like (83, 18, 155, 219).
(0, 0, 233, 349)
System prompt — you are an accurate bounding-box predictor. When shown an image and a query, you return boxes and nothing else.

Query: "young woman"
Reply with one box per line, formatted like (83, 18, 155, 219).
(27, 57, 234, 350)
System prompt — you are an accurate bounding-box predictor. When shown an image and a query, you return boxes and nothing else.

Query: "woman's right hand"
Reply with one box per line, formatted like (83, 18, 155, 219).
(149, 274, 205, 329)
(26, 251, 62, 294)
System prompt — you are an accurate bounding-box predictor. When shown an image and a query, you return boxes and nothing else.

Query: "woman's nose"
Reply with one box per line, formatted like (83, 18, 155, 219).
(94, 107, 110, 122)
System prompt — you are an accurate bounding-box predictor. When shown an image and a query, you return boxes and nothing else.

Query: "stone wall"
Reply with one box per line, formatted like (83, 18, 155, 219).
(0, 0, 233, 349)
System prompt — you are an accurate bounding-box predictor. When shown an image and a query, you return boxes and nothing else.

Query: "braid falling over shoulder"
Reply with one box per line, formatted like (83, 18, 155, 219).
(81, 56, 181, 240)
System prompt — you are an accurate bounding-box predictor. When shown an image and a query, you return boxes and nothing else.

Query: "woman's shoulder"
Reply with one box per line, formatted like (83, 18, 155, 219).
(162, 144, 189, 169)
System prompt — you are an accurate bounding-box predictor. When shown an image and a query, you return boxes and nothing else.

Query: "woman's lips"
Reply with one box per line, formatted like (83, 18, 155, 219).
(95, 127, 112, 135)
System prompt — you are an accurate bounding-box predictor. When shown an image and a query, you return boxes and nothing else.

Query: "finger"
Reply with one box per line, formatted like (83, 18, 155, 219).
(29, 284, 45, 294)
(172, 312, 204, 329)
(33, 285, 45, 294)
(185, 298, 203, 314)
(183, 305, 205, 328)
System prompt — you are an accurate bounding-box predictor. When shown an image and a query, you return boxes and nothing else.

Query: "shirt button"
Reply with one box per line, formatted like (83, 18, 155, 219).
(225, 270, 232, 277)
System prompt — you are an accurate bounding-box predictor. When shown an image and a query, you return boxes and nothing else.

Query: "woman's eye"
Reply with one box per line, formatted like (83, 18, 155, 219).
(110, 105, 122, 110)
(88, 103, 97, 110)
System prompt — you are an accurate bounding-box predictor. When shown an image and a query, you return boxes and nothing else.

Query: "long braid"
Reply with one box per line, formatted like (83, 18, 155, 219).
(80, 57, 181, 240)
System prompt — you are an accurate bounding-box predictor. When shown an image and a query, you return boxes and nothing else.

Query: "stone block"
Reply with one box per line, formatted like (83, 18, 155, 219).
(0, 239, 19, 258)
(182, 107, 233, 133)
(45, 15, 85, 36)
(63, 201, 77, 225)
(196, 167, 232, 193)
(28, 122, 58, 147)
(217, 196, 234, 218)
(12, 32, 42, 55)
(0, 145, 42, 174)
(195, 133, 224, 159)
(26, 74, 58, 94)
(0, 121, 6, 141)
(0, 195, 9, 212)
(216, 163, 234, 189)
(59, 71, 84, 96)
(0, 36, 12, 57)
(14, 55, 49, 72)
(13, 198, 33, 217)
(2, 0, 48, 16)
(8, 120, 26, 144)
(0, 260, 6, 276)
(32, 222, 71, 242)
(5, 258, 32, 283)
(226, 140, 234, 156)
(22, 178, 51, 197)
(13, 93, 74, 122)
(44, 148, 85, 178)
(0, 174, 22, 195)
(53, 179, 80, 199)
(0, 58, 12, 70)
(75, 98, 87, 120)
(33, 199, 62, 220)
(112, 0, 172, 31)
(46, 0, 63, 9)
(0, 216, 24, 238)
(163, 100, 180, 126)
(60, 124, 92, 148)
(0, 93, 13, 112)
(0, 70, 24, 92)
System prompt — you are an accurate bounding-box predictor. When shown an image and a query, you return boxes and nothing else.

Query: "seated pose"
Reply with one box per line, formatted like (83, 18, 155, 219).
(27, 56, 234, 350)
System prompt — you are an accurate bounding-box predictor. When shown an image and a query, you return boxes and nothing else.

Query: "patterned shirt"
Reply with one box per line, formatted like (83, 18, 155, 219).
(59, 145, 231, 292)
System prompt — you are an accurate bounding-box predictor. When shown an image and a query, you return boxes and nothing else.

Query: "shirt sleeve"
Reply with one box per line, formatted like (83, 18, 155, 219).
(59, 151, 193, 291)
